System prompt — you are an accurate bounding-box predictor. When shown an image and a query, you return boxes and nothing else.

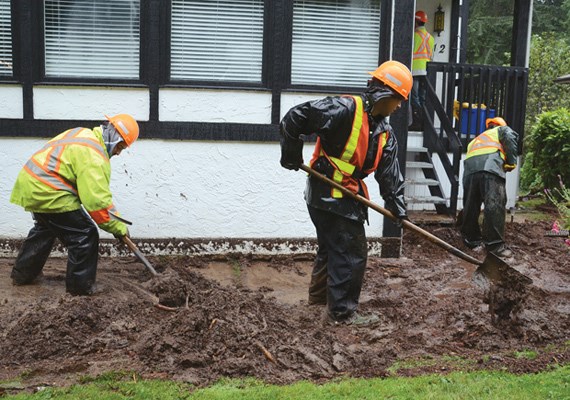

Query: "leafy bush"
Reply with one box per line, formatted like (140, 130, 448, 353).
(521, 108, 570, 192)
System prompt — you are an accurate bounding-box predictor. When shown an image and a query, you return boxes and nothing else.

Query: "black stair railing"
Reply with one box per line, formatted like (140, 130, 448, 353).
(426, 62, 528, 152)
(422, 80, 462, 215)
(418, 62, 529, 215)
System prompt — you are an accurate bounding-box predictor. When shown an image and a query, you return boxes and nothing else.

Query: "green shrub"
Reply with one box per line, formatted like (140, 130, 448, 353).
(523, 108, 570, 192)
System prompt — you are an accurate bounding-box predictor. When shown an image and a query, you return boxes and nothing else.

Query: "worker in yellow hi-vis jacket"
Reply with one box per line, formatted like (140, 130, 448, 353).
(10, 114, 139, 295)
(460, 117, 518, 258)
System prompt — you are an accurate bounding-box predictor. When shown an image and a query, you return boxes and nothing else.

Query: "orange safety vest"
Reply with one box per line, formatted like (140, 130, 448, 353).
(465, 127, 506, 160)
(309, 95, 387, 199)
(412, 27, 434, 74)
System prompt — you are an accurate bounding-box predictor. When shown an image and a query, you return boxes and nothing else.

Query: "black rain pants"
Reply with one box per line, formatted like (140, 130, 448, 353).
(11, 209, 99, 295)
(307, 205, 368, 321)
(460, 171, 507, 251)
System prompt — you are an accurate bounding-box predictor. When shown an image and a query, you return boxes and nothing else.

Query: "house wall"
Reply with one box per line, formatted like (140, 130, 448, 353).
(0, 1, 526, 255)
(1, 88, 387, 242)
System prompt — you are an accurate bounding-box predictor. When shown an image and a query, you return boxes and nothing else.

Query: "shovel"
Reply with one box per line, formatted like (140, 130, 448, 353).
(122, 236, 159, 276)
(299, 164, 532, 287)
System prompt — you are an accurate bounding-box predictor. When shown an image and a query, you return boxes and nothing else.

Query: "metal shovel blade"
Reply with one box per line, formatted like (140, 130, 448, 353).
(473, 252, 532, 288)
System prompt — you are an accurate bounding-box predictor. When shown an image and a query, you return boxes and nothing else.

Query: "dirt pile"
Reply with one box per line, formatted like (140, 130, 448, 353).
(0, 220, 568, 390)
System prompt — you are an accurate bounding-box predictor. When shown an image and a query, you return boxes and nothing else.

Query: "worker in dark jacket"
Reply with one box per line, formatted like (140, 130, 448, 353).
(279, 60, 412, 326)
(460, 117, 518, 257)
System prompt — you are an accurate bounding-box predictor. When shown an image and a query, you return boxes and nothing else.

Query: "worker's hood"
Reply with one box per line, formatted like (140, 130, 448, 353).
(101, 123, 123, 157)
(364, 81, 401, 111)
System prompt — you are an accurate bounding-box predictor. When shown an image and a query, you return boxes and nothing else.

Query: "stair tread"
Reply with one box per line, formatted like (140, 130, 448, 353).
(405, 178, 440, 186)
(406, 161, 433, 169)
(405, 196, 448, 204)
(406, 146, 428, 153)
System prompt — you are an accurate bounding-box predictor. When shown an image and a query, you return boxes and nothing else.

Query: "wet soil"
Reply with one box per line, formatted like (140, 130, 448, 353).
(0, 220, 568, 393)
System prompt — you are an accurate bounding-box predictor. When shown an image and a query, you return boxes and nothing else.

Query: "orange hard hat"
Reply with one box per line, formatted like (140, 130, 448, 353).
(415, 10, 428, 23)
(368, 60, 413, 100)
(105, 114, 139, 147)
(486, 117, 507, 129)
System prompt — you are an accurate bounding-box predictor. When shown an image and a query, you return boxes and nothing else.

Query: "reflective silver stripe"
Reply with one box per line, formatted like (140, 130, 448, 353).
(24, 159, 78, 195)
(44, 137, 106, 156)
(46, 145, 64, 171)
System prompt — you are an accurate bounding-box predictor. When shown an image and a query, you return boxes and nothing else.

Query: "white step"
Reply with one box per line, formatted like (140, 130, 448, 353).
(405, 196, 448, 204)
(406, 161, 433, 169)
(405, 178, 440, 186)
(406, 146, 428, 153)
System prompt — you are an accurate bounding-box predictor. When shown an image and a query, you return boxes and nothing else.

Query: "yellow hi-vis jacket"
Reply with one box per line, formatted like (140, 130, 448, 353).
(10, 126, 128, 237)
(465, 127, 506, 161)
(412, 26, 434, 76)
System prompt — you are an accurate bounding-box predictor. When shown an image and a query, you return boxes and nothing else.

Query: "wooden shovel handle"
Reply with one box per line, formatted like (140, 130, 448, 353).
(300, 164, 482, 266)
(122, 236, 159, 276)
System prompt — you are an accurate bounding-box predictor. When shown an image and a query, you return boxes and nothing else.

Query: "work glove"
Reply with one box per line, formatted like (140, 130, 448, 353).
(503, 163, 516, 172)
(114, 229, 130, 240)
(384, 194, 408, 228)
(280, 134, 304, 171)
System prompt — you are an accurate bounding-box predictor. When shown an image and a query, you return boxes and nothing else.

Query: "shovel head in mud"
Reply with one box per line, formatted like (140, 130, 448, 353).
(473, 252, 533, 289)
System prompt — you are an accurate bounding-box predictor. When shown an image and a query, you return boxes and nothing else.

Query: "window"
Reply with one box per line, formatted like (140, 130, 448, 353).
(171, 0, 264, 83)
(0, 0, 12, 76)
(44, 0, 140, 79)
(291, 0, 381, 87)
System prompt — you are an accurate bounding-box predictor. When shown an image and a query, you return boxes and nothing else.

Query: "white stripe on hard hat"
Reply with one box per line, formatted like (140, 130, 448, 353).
(117, 121, 129, 135)
(384, 72, 403, 87)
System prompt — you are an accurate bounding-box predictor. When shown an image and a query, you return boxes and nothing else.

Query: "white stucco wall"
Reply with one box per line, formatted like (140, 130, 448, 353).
(0, 85, 24, 119)
(1, 138, 386, 240)
(33, 87, 150, 120)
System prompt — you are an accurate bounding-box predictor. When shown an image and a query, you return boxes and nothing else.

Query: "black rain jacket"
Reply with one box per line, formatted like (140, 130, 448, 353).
(280, 90, 407, 223)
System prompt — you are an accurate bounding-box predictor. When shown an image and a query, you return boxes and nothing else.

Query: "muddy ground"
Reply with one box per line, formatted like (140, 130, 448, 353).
(0, 219, 568, 393)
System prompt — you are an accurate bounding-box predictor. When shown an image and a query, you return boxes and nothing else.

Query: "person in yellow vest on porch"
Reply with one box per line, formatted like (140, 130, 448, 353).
(460, 117, 518, 258)
(410, 10, 435, 130)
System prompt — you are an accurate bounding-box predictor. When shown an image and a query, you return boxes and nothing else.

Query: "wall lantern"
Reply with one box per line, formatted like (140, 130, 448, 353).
(434, 4, 445, 36)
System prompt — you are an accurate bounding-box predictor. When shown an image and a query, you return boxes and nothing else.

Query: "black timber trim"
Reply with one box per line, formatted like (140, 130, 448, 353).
(449, 0, 460, 63)
(140, 0, 161, 122)
(0, 119, 280, 142)
(459, 0, 470, 63)
(511, 0, 532, 67)
(378, 1, 392, 62)
(382, 0, 414, 240)
(267, 0, 292, 124)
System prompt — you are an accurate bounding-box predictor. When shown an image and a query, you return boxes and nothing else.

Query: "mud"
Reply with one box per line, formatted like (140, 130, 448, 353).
(0, 221, 568, 392)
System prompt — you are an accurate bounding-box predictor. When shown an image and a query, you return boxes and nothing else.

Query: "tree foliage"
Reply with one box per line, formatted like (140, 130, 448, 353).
(467, 0, 514, 65)
(525, 34, 570, 131)
(467, 0, 570, 65)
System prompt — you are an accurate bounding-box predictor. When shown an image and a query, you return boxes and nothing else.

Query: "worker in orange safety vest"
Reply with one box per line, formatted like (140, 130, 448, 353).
(460, 117, 518, 258)
(279, 61, 412, 326)
(10, 114, 139, 295)
(410, 10, 435, 130)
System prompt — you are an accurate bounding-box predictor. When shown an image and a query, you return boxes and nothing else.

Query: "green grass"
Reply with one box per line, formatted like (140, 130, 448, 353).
(3, 365, 568, 400)
(387, 355, 476, 374)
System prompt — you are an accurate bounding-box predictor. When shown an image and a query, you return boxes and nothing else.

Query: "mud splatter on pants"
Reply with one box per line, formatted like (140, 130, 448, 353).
(461, 171, 507, 251)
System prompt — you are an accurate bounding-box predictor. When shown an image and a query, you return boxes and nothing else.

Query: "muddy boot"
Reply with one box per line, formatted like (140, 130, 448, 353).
(490, 245, 513, 258)
(308, 259, 327, 305)
(329, 312, 380, 327)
